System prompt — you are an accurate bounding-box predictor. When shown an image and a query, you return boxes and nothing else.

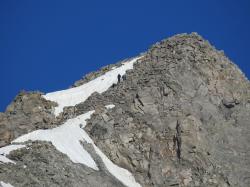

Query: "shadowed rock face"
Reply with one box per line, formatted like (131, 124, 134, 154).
(0, 33, 249, 187)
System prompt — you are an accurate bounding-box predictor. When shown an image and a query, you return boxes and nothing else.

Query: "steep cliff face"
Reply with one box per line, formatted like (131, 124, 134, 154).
(0, 33, 249, 187)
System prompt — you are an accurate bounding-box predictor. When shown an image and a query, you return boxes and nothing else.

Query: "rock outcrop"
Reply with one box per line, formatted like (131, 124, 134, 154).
(0, 91, 57, 147)
(0, 33, 249, 187)
(85, 33, 250, 186)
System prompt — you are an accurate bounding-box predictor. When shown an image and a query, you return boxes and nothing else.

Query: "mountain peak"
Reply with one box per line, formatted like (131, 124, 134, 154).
(0, 33, 249, 187)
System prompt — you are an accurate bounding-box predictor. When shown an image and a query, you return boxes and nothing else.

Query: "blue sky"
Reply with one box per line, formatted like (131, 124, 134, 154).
(0, 0, 250, 111)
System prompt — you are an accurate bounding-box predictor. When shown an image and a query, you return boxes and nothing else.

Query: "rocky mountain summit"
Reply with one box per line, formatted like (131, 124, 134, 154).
(0, 33, 249, 187)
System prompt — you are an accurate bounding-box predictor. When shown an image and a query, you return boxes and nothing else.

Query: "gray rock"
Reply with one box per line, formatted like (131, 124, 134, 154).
(1, 33, 250, 187)
(85, 33, 250, 187)
(0, 141, 124, 187)
(0, 91, 57, 147)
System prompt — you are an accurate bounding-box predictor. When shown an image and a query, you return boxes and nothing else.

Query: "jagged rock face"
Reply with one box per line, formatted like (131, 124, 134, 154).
(0, 33, 249, 187)
(0, 91, 57, 147)
(71, 60, 127, 88)
(85, 33, 250, 186)
(0, 141, 124, 187)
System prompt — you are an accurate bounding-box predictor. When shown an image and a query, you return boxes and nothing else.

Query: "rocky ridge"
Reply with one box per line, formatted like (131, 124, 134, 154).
(0, 33, 249, 187)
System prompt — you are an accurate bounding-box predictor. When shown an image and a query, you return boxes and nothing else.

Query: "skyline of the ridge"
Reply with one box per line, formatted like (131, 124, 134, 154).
(1, 0, 250, 111)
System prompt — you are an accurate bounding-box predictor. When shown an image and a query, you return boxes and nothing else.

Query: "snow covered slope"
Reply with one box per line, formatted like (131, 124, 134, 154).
(13, 111, 98, 170)
(11, 109, 141, 187)
(0, 56, 143, 187)
(43, 57, 142, 116)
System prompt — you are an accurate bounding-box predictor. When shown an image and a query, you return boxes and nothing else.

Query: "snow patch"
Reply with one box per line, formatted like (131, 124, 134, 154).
(13, 111, 98, 170)
(11, 109, 141, 187)
(93, 144, 141, 187)
(71, 114, 141, 187)
(43, 57, 142, 116)
(0, 181, 14, 187)
(0, 144, 26, 164)
(105, 104, 115, 109)
(3, 55, 144, 186)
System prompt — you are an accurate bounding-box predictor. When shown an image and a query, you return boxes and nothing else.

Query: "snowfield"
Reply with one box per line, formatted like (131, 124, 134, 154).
(0, 57, 142, 187)
(43, 57, 142, 116)
(13, 111, 98, 170)
(0, 181, 14, 187)
(12, 109, 141, 187)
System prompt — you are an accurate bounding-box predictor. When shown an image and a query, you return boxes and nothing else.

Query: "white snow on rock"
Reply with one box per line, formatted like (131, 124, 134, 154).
(69, 113, 141, 187)
(11, 109, 141, 187)
(1, 57, 143, 186)
(0, 181, 14, 187)
(105, 104, 115, 109)
(43, 57, 142, 116)
(0, 144, 26, 164)
(13, 111, 98, 170)
(93, 144, 141, 187)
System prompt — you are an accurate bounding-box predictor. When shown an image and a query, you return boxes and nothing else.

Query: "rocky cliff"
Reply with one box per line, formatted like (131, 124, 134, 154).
(0, 33, 249, 187)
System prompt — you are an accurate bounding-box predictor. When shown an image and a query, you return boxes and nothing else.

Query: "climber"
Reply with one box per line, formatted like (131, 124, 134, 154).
(122, 74, 126, 81)
(176, 120, 182, 160)
(117, 74, 121, 83)
(135, 93, 139, 99)
(136, 93, 144, 106)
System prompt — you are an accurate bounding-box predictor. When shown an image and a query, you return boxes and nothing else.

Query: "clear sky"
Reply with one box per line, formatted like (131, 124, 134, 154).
(0, 0, 250, 112)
